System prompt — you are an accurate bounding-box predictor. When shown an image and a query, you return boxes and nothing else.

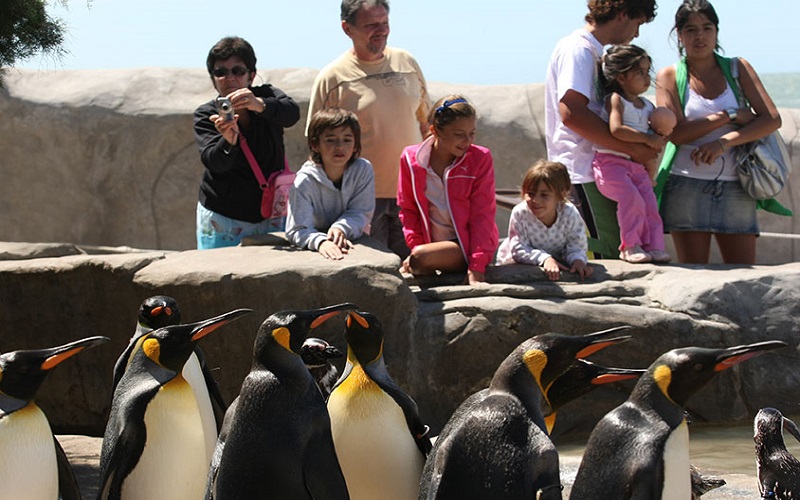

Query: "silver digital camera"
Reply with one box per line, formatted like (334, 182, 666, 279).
(216, 97, 234, 121)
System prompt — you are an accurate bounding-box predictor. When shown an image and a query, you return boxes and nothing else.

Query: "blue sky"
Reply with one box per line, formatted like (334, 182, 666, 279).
(18, 1, 800, 85)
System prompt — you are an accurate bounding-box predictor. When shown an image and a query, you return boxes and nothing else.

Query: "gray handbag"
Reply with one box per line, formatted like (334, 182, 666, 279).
(730, 58, 791, 200)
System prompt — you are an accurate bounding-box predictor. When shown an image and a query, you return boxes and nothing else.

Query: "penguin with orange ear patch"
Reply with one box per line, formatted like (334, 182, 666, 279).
(98, 308, 250, 500)
(419, 326, 632, 500)
(570, 341, 786, 500)
(327, 310, 431, 500)
(0, 336, 109, 500)
(207, 303, 355, 500)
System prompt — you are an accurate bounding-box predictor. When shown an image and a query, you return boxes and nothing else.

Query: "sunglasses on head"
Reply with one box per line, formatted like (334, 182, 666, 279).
(212, 66, 249, 78)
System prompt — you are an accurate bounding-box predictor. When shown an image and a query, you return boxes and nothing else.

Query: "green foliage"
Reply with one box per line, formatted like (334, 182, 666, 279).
(0, 0, 66, 70)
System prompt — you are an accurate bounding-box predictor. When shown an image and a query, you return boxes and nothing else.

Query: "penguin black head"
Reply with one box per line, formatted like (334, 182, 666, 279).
(139, 308, 251, 372)
(755, 407, 800, 450)
(138, 295, 181, 330)
(253, 303, 357, 362)
(515, 325, 633, 391)
(301, 337, 343, 368)
(545, 358, 643, 412)
(343, 310, 383, 366)
(642, 341, 786, 408)
(0, 336, 109, 410)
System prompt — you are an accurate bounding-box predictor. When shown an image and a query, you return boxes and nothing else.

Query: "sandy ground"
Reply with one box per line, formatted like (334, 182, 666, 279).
(59, 434, 762, 499)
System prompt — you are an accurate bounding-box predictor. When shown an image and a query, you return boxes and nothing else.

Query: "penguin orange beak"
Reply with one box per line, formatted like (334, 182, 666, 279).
(39, 336, 110, 371)
(590, 367, 645, 385)
(713, 340, 786, 372)
(191, 308, 252, 341)
(309, 303, 359, 329)
(576, 325, 633, 358)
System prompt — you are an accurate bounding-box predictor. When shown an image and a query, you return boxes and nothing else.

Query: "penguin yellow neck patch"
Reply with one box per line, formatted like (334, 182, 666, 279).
(272, 327, 292, 352)
(523, 349, 547, 388)
(142, 338, 161, 365)
(653, 364, 674, 403)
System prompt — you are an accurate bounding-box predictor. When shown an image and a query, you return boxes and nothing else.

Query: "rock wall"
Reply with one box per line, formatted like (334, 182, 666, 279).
(1, 68, 798, 262)
(1, 241, 798, 439)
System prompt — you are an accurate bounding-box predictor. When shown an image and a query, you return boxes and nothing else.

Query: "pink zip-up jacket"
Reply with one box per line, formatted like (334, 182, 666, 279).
(398, 139, 499, 274)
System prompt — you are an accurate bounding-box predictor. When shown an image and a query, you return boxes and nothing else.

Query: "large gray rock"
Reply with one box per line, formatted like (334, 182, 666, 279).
(1, 68, 798, 262)
(410, 260, 800, 436)
(1, 240, 798, 440)
(0, 238, 414, 435)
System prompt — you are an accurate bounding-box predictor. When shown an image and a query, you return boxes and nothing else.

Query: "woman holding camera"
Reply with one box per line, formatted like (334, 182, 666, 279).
(194, 36, 300, 249)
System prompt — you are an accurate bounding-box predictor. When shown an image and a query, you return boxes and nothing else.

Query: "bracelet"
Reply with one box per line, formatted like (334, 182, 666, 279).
(717, 139, 726, 151)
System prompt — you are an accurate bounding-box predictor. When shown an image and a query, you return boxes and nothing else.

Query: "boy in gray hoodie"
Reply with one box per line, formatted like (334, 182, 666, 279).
(286, 108, 375, 259)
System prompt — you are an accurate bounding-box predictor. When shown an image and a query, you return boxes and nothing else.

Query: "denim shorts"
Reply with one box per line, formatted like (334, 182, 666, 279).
(196, 202, 283, 249)
(660, 175, 758, 234)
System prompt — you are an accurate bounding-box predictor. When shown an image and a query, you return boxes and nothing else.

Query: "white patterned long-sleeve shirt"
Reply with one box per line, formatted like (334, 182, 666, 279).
(495, 201, 589, 266)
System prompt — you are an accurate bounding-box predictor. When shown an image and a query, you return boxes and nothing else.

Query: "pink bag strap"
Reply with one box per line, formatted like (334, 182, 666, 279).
(239, 136, 269, 190)
(240, 135, 292, 189)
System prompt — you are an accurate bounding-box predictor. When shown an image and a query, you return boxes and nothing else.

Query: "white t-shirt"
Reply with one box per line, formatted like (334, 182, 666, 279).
(545, 28, 605, 184)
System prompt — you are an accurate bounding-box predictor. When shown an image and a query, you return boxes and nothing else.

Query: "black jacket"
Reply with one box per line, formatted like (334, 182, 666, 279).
(193, 84, 300, 223)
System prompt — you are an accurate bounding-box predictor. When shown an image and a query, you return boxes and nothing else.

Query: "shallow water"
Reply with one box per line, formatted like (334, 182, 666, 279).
(557, 418, 800, 475)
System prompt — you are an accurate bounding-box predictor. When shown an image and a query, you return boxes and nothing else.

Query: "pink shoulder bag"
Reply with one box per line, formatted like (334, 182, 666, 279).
(240, 136, 295, 231)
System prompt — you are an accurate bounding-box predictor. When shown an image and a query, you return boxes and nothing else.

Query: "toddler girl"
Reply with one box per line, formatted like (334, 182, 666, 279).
(286, 108, 375, 260)
(593, 44, 672, 264)
(398, 95, 498, 285)
(496, 160, 593, 281)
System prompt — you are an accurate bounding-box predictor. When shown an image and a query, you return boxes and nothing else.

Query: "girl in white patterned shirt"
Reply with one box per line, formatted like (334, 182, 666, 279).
(495, 160, 593, 281)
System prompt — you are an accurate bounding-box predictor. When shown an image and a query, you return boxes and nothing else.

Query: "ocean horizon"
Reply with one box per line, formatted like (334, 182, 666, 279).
(644, 73, 799, 110)
(762, 73, 800, 109)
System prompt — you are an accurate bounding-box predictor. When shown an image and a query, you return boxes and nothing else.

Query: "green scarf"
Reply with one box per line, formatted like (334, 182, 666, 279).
(654, 54, 791, 216)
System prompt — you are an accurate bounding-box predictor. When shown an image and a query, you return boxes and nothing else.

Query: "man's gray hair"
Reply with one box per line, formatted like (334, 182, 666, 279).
(341, 0, 390, 24)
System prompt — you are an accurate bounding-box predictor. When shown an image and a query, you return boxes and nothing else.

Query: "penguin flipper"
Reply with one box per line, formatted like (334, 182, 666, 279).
(205, 396, 238, 500)
(365, 362, 432, 455)
(193, 345, 228, 429)
(303, 427, 350, 500)
(54, 436, 82, 500)
(98, 366, 167, 500)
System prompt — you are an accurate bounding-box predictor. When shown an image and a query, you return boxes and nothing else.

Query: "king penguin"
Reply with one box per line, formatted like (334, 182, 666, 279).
(0, 335, 109, 500)
(754, 407, 800, 499)
(207, 303, 355, 500)
(419, 326, 633, 500)
(98, 308, 250, 500)
(326, 310, 431, 500)
(112, 295, 228, 456)
(543, 358, 643, 434)
(569, 340, 786, 500)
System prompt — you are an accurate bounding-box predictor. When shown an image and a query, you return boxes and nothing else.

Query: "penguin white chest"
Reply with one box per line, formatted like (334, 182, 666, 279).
(0, 404, 58, 500)
(182, 352, 217, 458)
(121, 377, 209, 500)
(661, 419, 691, 500)
(328, 368, 424, 500)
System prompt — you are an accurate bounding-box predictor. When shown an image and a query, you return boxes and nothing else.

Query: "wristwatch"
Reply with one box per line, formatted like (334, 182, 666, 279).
(725, 108, 738, 122)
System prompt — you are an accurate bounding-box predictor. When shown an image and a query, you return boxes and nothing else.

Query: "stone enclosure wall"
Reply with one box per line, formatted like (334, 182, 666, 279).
(1, 241, 799, 438)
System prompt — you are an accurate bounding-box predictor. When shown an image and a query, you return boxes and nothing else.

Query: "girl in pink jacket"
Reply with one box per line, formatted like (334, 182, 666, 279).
(398, 95, 499, 285)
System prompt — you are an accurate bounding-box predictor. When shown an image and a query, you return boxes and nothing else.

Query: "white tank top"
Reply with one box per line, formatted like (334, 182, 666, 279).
(597, 96, 655, 158)
(672, 84, 739, 181)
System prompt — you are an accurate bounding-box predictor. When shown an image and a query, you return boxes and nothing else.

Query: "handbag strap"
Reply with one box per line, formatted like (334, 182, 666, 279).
(239, 136, 269, 190)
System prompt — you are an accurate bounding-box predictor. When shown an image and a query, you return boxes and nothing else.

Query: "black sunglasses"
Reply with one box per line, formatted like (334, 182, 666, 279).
(212, 66, 250, 78)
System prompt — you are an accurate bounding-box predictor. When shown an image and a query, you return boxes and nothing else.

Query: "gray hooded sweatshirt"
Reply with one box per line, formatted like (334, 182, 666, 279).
(286, 158, 375, 251)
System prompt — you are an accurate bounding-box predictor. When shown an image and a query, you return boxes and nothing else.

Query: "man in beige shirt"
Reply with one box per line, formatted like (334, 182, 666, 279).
(307, 0, 430, 258)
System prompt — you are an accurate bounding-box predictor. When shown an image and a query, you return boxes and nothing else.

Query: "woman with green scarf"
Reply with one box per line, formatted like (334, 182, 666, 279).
(655, 0, 782, 264)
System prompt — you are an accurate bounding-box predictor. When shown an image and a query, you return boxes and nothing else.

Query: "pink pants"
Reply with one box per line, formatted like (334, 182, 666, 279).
(592, 152, 665, 251)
